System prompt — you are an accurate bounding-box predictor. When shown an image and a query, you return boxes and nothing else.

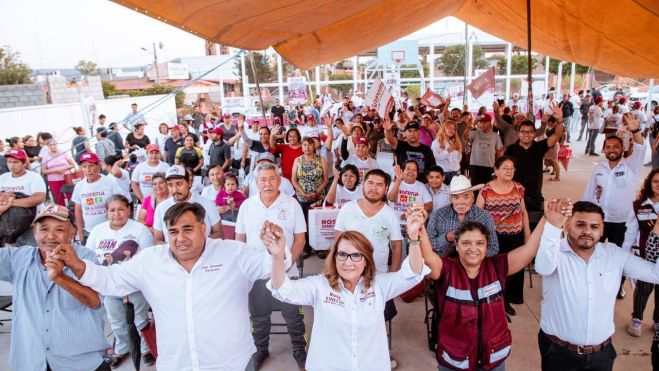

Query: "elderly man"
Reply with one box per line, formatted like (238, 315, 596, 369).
(51, 202, 292, 371)
(242, 152, 295, 198)
(427, 175, 499, 257)
(0, 204, 109, 371)
(236, 162, 307, 369)
(152, 165, 222, 244)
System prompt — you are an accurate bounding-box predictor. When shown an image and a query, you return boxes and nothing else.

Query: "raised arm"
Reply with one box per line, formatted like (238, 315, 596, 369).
(325, 167, 340, 205)
(382, 117, 399, 149)
(546, 102, 565, 148)
(387, 165, 403, 202)
(534, 199, 569, 276)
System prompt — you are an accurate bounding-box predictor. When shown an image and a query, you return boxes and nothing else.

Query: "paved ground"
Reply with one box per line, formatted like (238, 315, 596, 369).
(0, 132, 655, 371)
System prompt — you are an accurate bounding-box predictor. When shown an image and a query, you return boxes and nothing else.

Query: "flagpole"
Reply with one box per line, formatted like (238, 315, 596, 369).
(526, 0, 533, 115)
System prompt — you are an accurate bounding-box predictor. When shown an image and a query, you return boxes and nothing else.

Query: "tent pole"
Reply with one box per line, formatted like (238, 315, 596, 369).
(526, 0, 533, 115)
(505, 43, 512, 100)
(463, 23, 468, 106)
(277, 53, 284, 102)
(248, 52, 268, 123)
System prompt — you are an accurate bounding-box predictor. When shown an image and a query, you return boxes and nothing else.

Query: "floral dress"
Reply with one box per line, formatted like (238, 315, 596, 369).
(295, 155, 324, 202)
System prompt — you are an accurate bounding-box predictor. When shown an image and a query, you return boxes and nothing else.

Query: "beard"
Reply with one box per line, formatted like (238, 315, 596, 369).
(567, 233, 596, 250)
(363, 192, 384, 203)
(605, 151, 622, 161)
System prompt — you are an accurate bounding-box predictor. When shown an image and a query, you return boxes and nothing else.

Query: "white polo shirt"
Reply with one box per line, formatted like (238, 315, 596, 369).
(79, 238, 290, 371)
(236, 193, 306, 277)
(153, 193, 221, 242)
(245, 174, 295, 199)
(267, 259, 429, 371)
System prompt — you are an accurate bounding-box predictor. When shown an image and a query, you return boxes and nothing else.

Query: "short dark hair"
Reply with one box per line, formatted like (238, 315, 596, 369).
(104, 154, 121, 167)
(455, 221, 490, 242)
(99, 114, 106, 119)
(494, 155, 515, 170)
(259, 126, 271, 134)
(163, 202, 205, 228)
(451, 108, 461, 114)
(403, 160, 418, 172)
(206, 164, 222, 174)
(426, 165, 444, 176)
(518, 120, 535, 131)
(571, 201, 605, 220)
(131, 103, 138, 107)
(105, 194, 131, 209)
(603, 135, 623, 148)
(363, 169, 391, 189)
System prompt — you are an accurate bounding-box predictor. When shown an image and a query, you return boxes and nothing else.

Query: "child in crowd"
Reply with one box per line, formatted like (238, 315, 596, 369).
(215, 174, 245, 222)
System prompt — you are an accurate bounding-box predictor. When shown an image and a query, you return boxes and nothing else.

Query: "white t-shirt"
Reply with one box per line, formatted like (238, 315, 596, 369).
(588, 105, 604, 130)
(247, 175, 295, 199)
(342, 155, 379, 183)
(152, 193, 221, 242)
(334, 200, 402, 273)
(200, 185, 222, 203)
(391, 181, 433, 224)
(86, 219, 154, 265)
(110, 168, 131, 196)
(236, 193, 306, 277)
(334, 185, 363, 207)
(0, 170, 47, 211)
(71, 175, 128, 232)
(431, 141, 461, 172)
(131, 161, 170, 198)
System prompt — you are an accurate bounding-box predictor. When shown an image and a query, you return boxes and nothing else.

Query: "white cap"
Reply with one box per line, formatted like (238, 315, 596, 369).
(165, 165, 187, 180)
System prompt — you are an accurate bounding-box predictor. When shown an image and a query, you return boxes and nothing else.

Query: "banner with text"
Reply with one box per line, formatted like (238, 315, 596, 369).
(467, 67, 495, 99)
(419, 88, 446, 109)
(365, 77, 394, 118)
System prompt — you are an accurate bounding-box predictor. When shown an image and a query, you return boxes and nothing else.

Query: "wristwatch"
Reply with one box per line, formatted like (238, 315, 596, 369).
(630, 128, 641, 134)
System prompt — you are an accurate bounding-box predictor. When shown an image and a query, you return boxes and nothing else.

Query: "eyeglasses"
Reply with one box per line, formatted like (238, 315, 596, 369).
(335, 251, 364, 262)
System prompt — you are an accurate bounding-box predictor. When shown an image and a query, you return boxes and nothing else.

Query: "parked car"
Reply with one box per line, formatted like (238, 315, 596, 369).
(629, 86, 659, 109)
(595, 84, 637, 101)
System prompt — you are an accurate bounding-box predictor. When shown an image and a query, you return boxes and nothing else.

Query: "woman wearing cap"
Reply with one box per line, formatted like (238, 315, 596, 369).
(175, 134, 204, 194)
(421, 198, 569, 371)
(85, 194, 156, 367)
(266, 207, 429, 371)
(138, 172, 169, 234)
(476, 155, 530, 316)
(432, 121, 462, 185)
(41, 139, 75, 206)
(71, 127, 90, 163)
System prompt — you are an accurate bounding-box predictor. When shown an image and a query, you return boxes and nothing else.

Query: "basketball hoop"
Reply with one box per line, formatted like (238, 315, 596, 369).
(391, 50, 405, 65)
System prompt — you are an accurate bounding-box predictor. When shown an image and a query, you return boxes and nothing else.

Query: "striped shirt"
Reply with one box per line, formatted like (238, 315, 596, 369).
(479, 182, 525, 235)
(0, 245, 108, 371)
(427, 204, 499, 257)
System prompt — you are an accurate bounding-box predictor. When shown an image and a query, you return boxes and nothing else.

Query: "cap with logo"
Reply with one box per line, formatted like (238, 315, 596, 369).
(353, 136, 368, 145)
(165, 165, 188, 180)
(33, 204, 74, 225)
(4, 149, 28, 161)
(404, 122, 420, 131)
(78, 152, 100, 165)
(183, 114, 194, 121)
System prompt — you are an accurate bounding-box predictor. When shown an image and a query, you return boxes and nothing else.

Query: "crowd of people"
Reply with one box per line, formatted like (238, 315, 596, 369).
(0, 88, 659, 371)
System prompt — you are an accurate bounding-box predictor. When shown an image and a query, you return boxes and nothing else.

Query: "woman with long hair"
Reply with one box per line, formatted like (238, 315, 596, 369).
(71, 126, 90, 163)
(432, 121, 463, 185)
(6, 136, 23, 150)
(41, 139, 75, 206)
(270, 126, 303, 181)
(138, 172, 169, 235)
(22, 135, 41, 166)
(266, 209, 428, 371)
(476, 155, 531, 316)
(624, 168, 659, 338)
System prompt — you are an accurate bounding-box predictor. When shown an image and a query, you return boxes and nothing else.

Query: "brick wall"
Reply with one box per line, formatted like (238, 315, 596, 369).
(0, 84, 47, 108)
(47, 75, 104, 104)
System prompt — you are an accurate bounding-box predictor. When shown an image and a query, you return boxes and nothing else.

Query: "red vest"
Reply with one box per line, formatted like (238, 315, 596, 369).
(632, 200, 657, 259)
(435, 256, 511, 371)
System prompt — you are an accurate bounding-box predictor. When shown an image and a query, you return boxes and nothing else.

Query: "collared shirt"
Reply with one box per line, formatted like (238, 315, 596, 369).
(0, 245, 108, 371)
(236, 193, 306, 277)
(426, 183, 451, 212)
(427, 204, 499, 257)
(267, 258, 429, 371)
(537, 223, 659, 346)
(78, 238, 289, 371)
(581, 142, 646, 223)
(152, 193, 221, 242)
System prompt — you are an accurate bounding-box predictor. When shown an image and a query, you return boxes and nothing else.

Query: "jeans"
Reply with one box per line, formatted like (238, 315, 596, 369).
(563, 116, 572, 142)
(585, 129, 600, 154)
(104, 292, 150, 354)
(47, 361, 111, 371)
(632, 281, 659, 321)
(469, 165, 494, 189)
(577, 118, 588, 141)
(538, 330, 616, 371)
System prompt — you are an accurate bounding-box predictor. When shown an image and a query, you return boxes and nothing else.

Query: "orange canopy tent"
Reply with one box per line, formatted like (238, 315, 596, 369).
(111, 0, 659, 77)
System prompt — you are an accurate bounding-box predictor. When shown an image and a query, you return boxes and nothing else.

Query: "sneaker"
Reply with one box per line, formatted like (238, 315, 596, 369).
(617, 286, 626, 300)
(627, 318, 642, 337)
(390, 356, 399, 370)
(251, 350, 270, 370)
(142, 352, 156, 366)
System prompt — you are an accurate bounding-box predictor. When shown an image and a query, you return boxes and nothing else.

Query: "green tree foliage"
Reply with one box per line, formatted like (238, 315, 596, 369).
(75, 60, 99, 76)
(235, 52, 295, 84)
(437, 45, 488, 77)
(547, 58, 589, 75)
(328, 73, 353, 97)
(103, 82, 185, 108)
(492, 54, 537, 75)
(0, 47, 32, 85)
(400, 63, 430, 79)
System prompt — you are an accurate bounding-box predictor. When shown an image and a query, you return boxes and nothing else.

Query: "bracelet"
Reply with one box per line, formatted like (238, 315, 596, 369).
(408, 236, 421, 244)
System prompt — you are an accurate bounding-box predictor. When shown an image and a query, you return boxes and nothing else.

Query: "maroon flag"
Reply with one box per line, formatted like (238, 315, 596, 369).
(467, 67, 495, 99)
(419, 88, 446, 109)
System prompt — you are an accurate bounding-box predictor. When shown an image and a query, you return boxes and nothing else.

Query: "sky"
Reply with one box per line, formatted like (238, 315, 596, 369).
(1, 0, 467, 70)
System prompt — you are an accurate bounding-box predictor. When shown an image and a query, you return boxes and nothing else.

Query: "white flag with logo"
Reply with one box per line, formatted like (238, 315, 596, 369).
(365, 77, 394, 118)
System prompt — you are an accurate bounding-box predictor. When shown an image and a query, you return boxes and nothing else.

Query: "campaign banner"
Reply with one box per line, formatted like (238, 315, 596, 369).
(419, 88, 446, 109)
(308, 207, 339, 251)
(365, 77, 394, 118)
(287, 76, 308, 104)
(467, 67, 495, 99)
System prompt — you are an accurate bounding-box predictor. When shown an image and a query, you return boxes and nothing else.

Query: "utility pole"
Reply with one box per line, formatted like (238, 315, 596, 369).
(152, 42, 161, 85)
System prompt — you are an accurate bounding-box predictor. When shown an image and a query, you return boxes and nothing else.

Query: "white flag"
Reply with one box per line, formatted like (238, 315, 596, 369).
(365, 77, 394, 118)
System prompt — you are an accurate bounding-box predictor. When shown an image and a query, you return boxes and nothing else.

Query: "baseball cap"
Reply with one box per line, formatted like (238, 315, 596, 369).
(33, 204, 74, 225)
(146, 144, 160, 153)
(183, 114, 194, 121)
(223, 113, 231, 119)
(210, 127, 225, 136)
(256, 152, 275, 163)
(109, 122, 118, 129)
(306, 114, 316, 121)
(353, 136, 368, 145)
(165, 165, 187, 180)
(595, 96, 604, 104)
(404, 122, 420, 131)
(169, 125, 180, 131)
(619, 97, 627, 104)
(273, 117, 281, 122)
(78, 152, 100, 165)
(479, 113, 492, 122)
(633, 101, 642, 109)
(4, 149, 28, 161)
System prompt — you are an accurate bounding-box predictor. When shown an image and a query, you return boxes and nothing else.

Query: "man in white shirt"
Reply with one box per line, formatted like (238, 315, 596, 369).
(582, 114, 645, 298)
(242, 152, 295, 198)
(50, 201, 292, 371)
(71, 152, 128, 243)
(334, 168, 403, 369)
(131, 144, 170, 203)
(152, 165, 223, 244)
(586, 96, 605, 156)
(235, 162, 308, 369)
(536, 200, 659, 371)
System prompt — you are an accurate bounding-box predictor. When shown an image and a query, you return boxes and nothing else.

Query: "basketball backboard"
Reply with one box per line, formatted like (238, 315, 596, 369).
(377, 40, 418, 66)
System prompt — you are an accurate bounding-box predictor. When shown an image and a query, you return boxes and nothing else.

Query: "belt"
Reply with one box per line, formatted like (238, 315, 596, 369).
(544, 332, 612, 355)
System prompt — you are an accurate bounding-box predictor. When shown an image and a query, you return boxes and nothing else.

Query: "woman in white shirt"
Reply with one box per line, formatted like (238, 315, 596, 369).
(154, 122, 170, 158)
(431, 121, 462, 184)
(266, 207, 429, 371)
(85, 194, 155, 367)
(325, 164, 362, 207)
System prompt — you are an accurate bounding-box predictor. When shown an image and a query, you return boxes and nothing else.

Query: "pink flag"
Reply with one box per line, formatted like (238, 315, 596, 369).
(467, 67, 495, 99)
(419, 88, 446, 109)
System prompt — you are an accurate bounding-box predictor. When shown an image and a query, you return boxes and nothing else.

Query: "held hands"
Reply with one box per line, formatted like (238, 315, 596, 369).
(544, 198, 573, 228)
(405, 205, 427, 241)
(260, 220, 285, 258)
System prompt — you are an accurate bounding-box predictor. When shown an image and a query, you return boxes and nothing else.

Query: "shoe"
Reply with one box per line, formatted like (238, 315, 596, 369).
(293, 350, 307, 370)
(617, 286, 626, 300)
(106, 353, 128, 369)
(589, 152, 600, 156)
(251, 350, 270, 370)
(627, 318, 642, 337)
(505, 302, 517, 316)
(143, 352, 156, 366)
(390, 356, 399, 370)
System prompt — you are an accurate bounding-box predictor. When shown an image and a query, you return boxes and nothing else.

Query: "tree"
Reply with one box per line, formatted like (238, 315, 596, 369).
(235, 52, 276, 84)
(75, 60, 99, 76)
(437, 45, 488, 77)
(546, 58, 589, 75)
(328, 73, 353, 97)
(492, 54, 537, 75)
(400, 63, 430, 79)
(101, 81, 119, 98)
(0, 47, 32, 85)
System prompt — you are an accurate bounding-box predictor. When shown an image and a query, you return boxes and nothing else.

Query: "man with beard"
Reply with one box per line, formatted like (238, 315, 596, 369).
(581, 114, 645, 298)
(334, 168, 403, 369)
(536, 201, 659, 371)
(152, 165, 222, 244)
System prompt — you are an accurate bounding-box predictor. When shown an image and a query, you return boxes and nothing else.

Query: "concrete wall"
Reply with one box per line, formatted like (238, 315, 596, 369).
(0, 83, 47, 109)
(0, 94, 177, 148)
(47, 75, 104, 104)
